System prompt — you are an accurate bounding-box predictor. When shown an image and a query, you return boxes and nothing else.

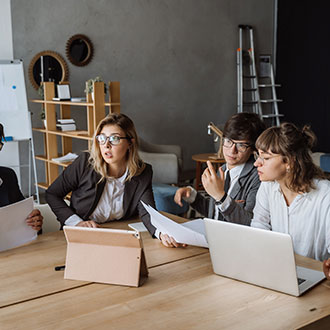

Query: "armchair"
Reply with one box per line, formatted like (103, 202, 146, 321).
(138, 138, 182, 184)
(138, 138, 188, 215)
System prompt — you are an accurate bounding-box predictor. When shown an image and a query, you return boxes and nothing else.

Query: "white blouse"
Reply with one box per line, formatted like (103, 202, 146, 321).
(65, 168, 128, 226)
(251, 179, 330, 261)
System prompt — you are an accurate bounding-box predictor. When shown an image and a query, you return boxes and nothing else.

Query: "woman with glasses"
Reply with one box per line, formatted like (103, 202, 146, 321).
(167, 113, 265, 248)
(251, 122, 330, 269)
(46, 113, 156, 236)
(0, 123, 43, 231)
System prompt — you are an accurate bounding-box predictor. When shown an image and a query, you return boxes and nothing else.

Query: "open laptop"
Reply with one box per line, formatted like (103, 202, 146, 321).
(204, 219, 325, 296)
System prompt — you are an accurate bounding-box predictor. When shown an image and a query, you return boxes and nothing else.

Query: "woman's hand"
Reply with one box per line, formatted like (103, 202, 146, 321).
(26, 209, 43, 231)
(160, 232, 187, 248)
(76, 220, 99, 228)
(174, 187, 191, 206)
(323, 259, 330, 279)
(201, 161, 225, 201)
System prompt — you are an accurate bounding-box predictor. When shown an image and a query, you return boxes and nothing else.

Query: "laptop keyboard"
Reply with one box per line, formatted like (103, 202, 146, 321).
(297, 278, 306, 285)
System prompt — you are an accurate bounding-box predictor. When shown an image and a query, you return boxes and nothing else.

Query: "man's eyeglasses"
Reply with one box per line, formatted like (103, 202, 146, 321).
(254, 151, 281, 164)
(96, 134, 131, 146)
(223, 137, 251, 153)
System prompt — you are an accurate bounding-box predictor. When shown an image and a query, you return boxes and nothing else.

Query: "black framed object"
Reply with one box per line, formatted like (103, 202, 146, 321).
(66, 34, 94, 67)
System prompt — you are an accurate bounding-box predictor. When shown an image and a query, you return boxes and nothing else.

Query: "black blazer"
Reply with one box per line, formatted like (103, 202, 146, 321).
(45, 152, 156, 236)
(0, 166, 24, 207)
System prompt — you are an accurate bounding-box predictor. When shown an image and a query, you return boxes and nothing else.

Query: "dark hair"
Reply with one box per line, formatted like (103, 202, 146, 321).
(224, 113, 266, 149)
(256, 122, 326, 192)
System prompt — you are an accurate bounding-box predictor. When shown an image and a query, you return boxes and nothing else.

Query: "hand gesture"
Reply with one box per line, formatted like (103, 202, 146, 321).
(26, 209, 43, 231)
(201, 161, 226, 201)
(174, 187, 191, 207)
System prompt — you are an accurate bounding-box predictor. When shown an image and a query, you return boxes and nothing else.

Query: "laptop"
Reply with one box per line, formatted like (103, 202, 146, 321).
(204, 219, 325, 296)
(63, 226, 148, 287)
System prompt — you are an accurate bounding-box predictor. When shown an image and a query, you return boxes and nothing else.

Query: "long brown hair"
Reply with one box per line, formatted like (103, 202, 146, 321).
(89, 113, 145, 181)
(256, 122, 326, 193)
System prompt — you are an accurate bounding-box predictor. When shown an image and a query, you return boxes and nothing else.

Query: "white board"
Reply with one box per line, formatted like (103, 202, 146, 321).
(0, 60, 32, 140)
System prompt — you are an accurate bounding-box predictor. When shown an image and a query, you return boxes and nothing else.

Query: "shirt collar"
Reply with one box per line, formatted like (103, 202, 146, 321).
(227, 163, 245, 180)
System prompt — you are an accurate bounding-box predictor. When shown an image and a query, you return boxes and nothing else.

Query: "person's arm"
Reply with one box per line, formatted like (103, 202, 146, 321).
(45, 154, 87, 226)
(323, 259, 330, 280)
(250, 182, 272, 230)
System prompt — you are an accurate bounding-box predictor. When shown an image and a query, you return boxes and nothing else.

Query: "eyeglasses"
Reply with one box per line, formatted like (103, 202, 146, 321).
(223, 137, 251, 153)
(96, 134, 131, 146)
(254, 152, 281, 164)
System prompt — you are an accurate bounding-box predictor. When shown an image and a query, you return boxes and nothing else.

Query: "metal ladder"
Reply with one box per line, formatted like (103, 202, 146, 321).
(237, 25, 283, 125)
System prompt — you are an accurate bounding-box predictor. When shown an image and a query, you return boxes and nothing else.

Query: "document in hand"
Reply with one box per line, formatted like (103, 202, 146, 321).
(0, 197, 37, 251)
(141, 201, 208, 248)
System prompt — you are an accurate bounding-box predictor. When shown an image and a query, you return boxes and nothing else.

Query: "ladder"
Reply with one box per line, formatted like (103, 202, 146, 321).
(237, 25, 283, 125)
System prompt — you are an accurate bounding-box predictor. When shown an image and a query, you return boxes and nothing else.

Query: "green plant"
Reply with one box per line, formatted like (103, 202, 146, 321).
(84, 76, 107, 94)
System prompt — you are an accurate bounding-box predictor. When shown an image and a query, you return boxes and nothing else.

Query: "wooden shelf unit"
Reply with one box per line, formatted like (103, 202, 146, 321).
(31, 80, 120, 190)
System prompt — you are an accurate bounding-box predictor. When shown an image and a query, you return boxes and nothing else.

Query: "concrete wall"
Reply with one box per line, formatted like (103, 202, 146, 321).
(11, 0, 275, 178)
(0, 0, 13, 60)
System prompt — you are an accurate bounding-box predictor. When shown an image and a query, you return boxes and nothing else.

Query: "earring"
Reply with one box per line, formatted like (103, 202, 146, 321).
(286, 168, 290, 173)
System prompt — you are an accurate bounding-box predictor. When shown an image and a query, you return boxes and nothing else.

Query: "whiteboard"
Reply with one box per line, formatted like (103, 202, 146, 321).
(0, 60, 32, 140)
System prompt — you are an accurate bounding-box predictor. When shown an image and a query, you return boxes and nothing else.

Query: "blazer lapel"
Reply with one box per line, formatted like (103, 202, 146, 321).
(229, 159, 255, 199)
(123, 177, 139, 216)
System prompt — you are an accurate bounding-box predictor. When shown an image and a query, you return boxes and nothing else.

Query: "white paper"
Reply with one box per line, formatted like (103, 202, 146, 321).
(52, 152, 78, 163)
(0, 197, 37, 251)
(141, 201, 208, 248)
(128, 222, 148, 232)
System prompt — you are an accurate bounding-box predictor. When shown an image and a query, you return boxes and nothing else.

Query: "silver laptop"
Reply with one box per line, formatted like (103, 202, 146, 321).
(204, 219, 325, 296)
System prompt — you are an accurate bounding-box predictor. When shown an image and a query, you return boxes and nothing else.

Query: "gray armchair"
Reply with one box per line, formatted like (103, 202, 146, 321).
(138, 138, 183, 184)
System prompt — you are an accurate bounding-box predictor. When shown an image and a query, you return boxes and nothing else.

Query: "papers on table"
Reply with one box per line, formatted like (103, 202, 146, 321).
(0, 197, 37, 252)
(141, 201, 208, 248)
(52, 152, 78, 163)
(128, 222, 148, 232)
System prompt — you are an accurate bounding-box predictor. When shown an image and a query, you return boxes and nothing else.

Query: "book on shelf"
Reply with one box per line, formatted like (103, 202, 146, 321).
(57, 118, 75, 124)
(71, 97, 86, 102)
(56, 124, 77, 131)
(52, 152, 78, 163)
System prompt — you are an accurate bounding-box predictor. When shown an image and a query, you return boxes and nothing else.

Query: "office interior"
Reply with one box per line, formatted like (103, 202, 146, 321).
(0, 0, 330, 329)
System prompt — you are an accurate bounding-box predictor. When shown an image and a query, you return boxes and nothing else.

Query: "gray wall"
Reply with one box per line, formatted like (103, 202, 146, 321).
(12, 0, 275, 178)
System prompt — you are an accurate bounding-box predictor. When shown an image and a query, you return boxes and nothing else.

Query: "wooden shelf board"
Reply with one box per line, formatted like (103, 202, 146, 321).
(32, 127, 46, 133)
(46, 130, 92, 140)
(49, 160, 72, 167)
(37, 182, 49, 190)
(30, 99, 120, 107)
(35, 155, 47, 162)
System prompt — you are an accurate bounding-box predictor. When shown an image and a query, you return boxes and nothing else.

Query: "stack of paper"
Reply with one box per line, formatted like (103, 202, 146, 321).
(141, 201, 208, 248)
(56, 118, 76, 131)
(52, 152, 78, 163)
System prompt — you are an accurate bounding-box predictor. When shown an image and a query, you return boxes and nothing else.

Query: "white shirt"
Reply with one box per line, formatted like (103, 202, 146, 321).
(65, 168, 128, 226)
(251, 180, 330, 261)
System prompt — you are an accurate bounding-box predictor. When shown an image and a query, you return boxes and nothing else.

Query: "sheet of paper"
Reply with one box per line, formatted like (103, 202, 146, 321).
(181, 218, 206, 237)
(0, 197, 37, 251)
(141, 201, 208, 248)
(52, 152, 78, 163)
(128, 222, 148, 232)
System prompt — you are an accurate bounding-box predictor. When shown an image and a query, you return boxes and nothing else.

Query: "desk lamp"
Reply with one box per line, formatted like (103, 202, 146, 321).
(207, 122, 224, 160)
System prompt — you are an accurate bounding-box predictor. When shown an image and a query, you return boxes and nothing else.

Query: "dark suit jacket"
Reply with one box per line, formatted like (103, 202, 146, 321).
(45, 152, 156, 236)
(0, 166, 24, 207)
(191, 157, 260, 226)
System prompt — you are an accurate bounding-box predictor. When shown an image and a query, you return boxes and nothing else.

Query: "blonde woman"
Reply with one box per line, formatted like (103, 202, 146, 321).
(251, 123, 330, 270)
(46, 113, 156, 236)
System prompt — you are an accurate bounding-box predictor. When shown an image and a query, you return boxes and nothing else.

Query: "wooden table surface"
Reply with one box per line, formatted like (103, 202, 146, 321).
(0, 215, 206, 308)
(0, 253, 329, 330)
(0, 215, 329, 329)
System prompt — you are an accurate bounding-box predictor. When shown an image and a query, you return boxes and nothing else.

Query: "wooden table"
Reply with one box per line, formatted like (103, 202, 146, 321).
(192, 153, 226, 190)
(0, 215, 329, 329)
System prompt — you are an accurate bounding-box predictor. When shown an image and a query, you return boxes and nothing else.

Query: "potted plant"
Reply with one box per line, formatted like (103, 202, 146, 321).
(84, 76, 107, 100)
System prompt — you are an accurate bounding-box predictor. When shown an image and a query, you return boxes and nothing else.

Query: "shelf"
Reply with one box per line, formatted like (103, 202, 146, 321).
(37, 182, 49, 190)
(35, 155, 72, 168)
(46, 129, 92, 140)
(30, 99, 120, 107)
